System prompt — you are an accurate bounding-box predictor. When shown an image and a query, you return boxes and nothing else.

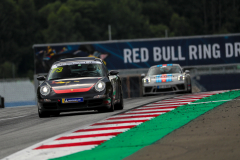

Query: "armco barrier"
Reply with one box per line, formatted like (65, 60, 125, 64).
(121, 76, 143, 99)
(193, 73, 240, 91)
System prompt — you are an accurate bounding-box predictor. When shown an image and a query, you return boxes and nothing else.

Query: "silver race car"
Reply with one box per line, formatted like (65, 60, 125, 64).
(142, 64, 191, 95)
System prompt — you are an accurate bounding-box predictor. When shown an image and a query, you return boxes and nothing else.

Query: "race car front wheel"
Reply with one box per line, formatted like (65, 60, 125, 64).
(185, 81, 192, 93)
(38, 109, 50, 118)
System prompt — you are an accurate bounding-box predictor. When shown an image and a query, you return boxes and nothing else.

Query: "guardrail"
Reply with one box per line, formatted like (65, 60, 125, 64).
(184, 63, 240, 76)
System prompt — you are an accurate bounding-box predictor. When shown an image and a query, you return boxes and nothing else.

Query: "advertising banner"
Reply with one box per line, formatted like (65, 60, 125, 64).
(34, 34, 240, 74)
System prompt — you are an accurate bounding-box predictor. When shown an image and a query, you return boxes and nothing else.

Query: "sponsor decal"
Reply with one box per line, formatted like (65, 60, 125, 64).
(157, 64, 173, 67)
(62, 98, 84, 103)
(103, 98, 111, 106)
(52, 81, 70, 84)
(51, 67, 63, 73)
(156, 74, 172, 77)
(156, 74, 173, 83)
(52, 61, 101, 68)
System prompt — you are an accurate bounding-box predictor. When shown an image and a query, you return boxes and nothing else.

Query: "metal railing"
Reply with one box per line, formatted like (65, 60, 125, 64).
(184, 63, 240, 76)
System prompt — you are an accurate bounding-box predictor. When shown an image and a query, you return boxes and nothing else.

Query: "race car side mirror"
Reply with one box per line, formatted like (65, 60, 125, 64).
(185, 70, 190, 74)
(108, 70, 119, 76)
(37, 76, 46, 81)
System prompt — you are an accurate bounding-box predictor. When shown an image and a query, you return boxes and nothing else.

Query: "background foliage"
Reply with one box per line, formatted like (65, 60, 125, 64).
(0, 0, 240, 79)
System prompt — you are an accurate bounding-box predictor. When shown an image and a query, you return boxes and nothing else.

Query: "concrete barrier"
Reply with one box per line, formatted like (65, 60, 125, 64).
(0, 79, 36, 107)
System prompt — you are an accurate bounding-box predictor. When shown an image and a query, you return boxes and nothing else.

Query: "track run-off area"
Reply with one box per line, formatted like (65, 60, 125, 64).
(1, 90, 240, 160)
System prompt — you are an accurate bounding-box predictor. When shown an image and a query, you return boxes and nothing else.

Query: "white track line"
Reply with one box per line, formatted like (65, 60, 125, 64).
(110, 113, 162, 117)
(45, 136, 115, 145)
(67, 129, 129, 136)
(128, 109, 174, 113)
(90, 123, 143, 128)
(189, 99, 231, 104)
(0, 115, 26, 121)
(13, 145, 97, 160)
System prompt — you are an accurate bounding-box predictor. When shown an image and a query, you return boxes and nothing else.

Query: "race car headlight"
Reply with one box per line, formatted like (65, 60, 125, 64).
(95, 81, 105, 92)
(40, 85, 51, 96)
(178, 75, 185, 81)
(143, 78, 151, 83)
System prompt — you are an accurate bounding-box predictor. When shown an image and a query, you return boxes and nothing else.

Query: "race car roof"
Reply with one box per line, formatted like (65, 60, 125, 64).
(150, 64, 181, 68)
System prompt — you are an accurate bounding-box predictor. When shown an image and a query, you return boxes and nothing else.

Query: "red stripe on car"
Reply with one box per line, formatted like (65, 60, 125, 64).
(52, 85, 94, 94)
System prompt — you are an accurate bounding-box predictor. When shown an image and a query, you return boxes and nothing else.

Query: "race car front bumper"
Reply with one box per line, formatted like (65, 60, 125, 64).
(38, 96, 112, 112)
(143, 82, 187, 95)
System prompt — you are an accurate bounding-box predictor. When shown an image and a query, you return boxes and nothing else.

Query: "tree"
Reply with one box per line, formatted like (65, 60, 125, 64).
(97, 0, 150, 40)
(0, 61, 15, 79)
(170, 13, 191, 36)
(0, 0, 19, 63)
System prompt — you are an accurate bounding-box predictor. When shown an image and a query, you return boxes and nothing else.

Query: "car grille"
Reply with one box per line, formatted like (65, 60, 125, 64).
(88, 99, 103, 106)
(42, 99, 104, 110)
(58, 101, 87, 109)
(176, 84, 185, 90)
(145, 87, 152, 93)
(155, 88, 174, 92)
(43, 103, 57, 109)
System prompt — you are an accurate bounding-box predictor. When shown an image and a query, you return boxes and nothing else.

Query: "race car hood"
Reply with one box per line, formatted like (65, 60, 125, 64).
(145, 73, 183, 83)
(149, 73, 181, 78)
(46, 77, 102, 94)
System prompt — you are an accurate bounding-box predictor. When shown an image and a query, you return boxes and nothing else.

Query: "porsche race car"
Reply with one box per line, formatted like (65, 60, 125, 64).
(142, 64, 191, 96)
(36, 57, 123, 118)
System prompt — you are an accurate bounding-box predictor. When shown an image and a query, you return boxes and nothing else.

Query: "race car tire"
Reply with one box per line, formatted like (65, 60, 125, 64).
(38, 109, 50, 118)
(187, 82, 192, 93)
(115, 93, 124, 110)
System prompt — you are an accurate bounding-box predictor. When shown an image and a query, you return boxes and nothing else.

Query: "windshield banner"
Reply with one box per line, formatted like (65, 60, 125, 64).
(34, 34, 240, 74)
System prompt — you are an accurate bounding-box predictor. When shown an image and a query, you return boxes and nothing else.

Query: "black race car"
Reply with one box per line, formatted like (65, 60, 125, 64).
(36, 57, 123, 118)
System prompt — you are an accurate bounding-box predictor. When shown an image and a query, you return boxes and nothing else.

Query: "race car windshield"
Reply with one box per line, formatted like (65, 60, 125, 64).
(148, 66, 182, 76)
(47, 63, 104, 80)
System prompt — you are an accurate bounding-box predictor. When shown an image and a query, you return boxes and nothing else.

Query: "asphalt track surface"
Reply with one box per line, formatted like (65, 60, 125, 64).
(0, 94, 177, 159)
